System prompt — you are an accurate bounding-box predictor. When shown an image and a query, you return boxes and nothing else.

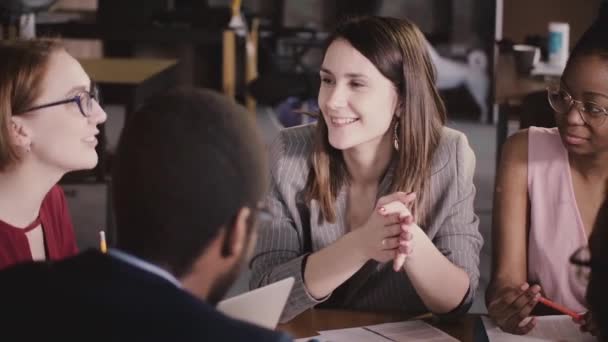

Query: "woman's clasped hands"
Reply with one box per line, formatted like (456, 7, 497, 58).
(351, 192, 418, 271)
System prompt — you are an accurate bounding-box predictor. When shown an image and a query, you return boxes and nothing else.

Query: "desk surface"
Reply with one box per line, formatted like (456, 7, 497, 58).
(277, 309, 480, 341)
(495, 53, 557, 105)
(78, 58, 178, 85)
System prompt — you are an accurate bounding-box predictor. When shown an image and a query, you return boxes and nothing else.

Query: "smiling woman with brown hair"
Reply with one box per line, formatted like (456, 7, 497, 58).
(250, 16, 482, 323)
(0, 39, 107, 269)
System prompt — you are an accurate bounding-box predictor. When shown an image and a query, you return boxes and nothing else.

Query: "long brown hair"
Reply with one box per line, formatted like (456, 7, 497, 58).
(305, 16, 446, 224)
(0, 38, 64, 171)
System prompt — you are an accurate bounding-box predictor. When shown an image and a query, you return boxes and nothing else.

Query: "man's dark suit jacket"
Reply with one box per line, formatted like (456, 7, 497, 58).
(0, 249, 292, 342)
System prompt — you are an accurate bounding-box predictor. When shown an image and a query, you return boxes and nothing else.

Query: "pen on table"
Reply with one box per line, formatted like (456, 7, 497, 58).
(538, 296, 582, 320)
(99, 230, 107, 254)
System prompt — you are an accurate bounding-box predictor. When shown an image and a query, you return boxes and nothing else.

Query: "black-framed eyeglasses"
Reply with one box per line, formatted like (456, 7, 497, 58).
(15, 86, 100, 117)
(547, 85, 608, 127)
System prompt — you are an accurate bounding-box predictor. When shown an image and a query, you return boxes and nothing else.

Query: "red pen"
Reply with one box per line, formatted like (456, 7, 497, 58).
(538, 296, 582, 320)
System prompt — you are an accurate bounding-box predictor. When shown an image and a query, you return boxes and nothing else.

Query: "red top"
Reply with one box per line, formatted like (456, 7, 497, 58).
(0, 185, 78, 270)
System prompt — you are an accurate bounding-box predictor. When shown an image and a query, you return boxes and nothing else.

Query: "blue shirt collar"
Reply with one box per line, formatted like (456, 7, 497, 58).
(108, 248, 182, 288)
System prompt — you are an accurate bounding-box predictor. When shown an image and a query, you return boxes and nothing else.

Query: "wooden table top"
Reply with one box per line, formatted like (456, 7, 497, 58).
(494, 53, 557, 105)
(78, 58, 178, 85)
(277, 309, 481, 341)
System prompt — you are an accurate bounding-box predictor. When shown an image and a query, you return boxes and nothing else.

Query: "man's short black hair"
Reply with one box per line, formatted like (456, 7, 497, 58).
(112, 87, 268, 277)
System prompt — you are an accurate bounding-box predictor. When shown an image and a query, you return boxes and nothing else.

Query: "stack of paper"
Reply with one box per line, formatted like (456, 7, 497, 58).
(481, 315, 595, 342)
(295, 320, 458, 342)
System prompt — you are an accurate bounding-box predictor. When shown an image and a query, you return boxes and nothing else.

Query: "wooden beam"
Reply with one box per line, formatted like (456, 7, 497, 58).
(245, 18, 260, 114)
(222, 30, 236, 99)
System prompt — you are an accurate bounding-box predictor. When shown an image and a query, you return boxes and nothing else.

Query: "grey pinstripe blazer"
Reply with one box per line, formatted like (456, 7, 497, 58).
(250, 124, 483, 323)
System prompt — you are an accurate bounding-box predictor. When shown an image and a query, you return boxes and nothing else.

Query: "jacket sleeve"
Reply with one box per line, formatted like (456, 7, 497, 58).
(249, 133, 329, 323)
(433, 133, 483, 315)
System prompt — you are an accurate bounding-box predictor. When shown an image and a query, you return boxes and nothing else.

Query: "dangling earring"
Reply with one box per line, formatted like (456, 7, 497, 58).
(393, 121, 400, 151)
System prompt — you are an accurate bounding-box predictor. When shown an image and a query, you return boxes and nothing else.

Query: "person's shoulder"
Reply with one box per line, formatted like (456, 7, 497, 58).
(39, 185, 70, 219)
(437, 126, 474, 148)
(0, 255, 81, 310)
(503, 126, 561, 154)
(40, 185, 67, 207)
(0, 259, 52, 287)
(432, 127, 474, 174)
(268, 124, 315, 178)
(39, 185, 76, 251)
(525, 126, 563, 154)
(0, 251, 104, 285)
(500, 128, 530, 166)
(271, 123, 316, 156)
(527, 125, 559, 138)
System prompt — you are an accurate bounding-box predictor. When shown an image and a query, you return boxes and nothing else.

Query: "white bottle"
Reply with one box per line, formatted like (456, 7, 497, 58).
(548, 22, 570, 67)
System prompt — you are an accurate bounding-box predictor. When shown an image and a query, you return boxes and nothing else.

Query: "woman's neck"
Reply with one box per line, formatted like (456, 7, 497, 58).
(569, 151, 608, 182)
(0, 161, 62, 227)
(342, 132, 393, 187)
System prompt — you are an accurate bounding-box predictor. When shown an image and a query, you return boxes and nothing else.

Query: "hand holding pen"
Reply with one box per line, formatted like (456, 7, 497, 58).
(537, 297, 597, 335)
(537, 296, 582, 320)
(487, 283, 542, 335)
(575, 311, 599, 336)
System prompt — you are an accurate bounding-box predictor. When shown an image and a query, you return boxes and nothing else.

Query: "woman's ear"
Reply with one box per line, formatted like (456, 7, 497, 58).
(9, 117, 33, 151)
(395, 99, 403, 118)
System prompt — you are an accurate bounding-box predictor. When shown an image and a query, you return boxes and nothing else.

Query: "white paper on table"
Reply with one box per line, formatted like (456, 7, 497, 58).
(364, 321, 459, 341)
(318, 327, 388, 341)
(315, 320, 458, 342)
(482, 316, 596, 342)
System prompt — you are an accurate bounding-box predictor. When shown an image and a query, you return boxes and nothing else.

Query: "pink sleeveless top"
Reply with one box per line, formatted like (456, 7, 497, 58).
(527, 127, 587, 312)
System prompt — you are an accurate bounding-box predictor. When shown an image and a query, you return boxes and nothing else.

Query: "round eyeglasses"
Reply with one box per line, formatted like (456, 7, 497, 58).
(15, 87, 100, 117)
(547, 86, 608, 127)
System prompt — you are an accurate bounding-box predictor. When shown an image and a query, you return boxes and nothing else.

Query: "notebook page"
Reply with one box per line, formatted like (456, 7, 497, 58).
(365, 321, 459, 342)
(482, 315, 595, 342)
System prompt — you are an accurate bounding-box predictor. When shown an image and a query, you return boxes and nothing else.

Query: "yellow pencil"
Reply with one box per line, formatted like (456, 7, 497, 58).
(99, 230, 107, 253)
